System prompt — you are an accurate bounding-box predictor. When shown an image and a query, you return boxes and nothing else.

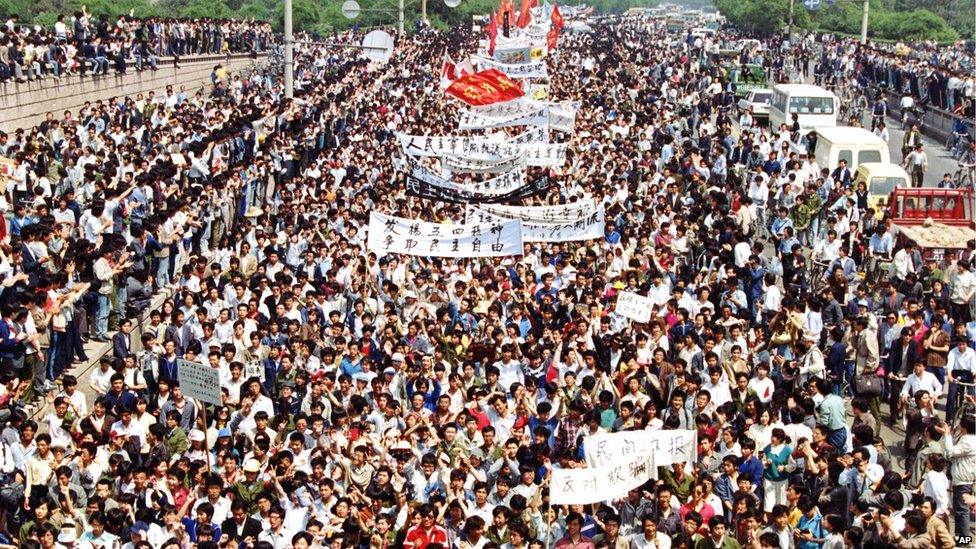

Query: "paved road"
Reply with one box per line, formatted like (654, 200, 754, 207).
(871, 112, 959, 187)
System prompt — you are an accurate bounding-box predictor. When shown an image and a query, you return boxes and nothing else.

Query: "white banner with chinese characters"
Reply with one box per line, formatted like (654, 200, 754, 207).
(549, 453, 656, 505)
(466, 205, 605, 243)
(583, 429, 697, 469)
(614, 291, 655, 323)
(475, 56, 549, 78)
(410, 162, 527, 196)
(366, 212, 523, 258)
(397, 127, 549, 158)
(459, 98, 550, 130)
(473, 200, 598, 223)
(441, 153, 528, 174)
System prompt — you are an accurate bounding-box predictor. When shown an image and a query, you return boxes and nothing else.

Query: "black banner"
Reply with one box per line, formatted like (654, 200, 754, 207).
(406, 175, 549, 204)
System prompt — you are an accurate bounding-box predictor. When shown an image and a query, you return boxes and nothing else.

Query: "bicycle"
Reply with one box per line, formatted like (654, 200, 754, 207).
(954, 162, 975, 189)
(948, 379, 976, 425)
(945, 131, 970, 158)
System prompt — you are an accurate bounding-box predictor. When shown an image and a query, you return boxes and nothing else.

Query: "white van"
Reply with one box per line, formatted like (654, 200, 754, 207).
(809, 127, 890, 171)
(769, 84, 840, 130)
(691, 27, 716, 39)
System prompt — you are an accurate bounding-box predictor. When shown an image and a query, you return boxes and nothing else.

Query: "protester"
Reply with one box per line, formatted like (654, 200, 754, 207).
(0, 8, 973, 549)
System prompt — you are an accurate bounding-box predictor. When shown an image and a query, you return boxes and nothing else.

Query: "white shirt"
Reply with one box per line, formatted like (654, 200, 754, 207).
(901, 370, 943, 398)
(948, 346, 976, 375)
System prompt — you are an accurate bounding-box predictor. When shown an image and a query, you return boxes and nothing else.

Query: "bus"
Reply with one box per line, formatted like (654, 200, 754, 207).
(768, 83, 839, 130)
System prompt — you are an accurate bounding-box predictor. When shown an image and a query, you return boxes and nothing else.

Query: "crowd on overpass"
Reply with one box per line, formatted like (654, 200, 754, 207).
(0, 12, 272, 82)
(0, 8, 971, 549)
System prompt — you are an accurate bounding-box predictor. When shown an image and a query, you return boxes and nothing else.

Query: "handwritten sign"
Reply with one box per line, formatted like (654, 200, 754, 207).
(583, 430, 697, 469)
(550, 453, 656, 505)
(466, 205, 605, 243)
(615, 291, 655, 323)
(177, 358, 222, 406)
(366, 212, 523, 258)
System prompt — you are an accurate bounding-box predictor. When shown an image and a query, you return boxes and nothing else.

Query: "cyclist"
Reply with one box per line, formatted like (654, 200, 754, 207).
(950, 116, 971, 158)
(958, 141, 976, 188)
(867, 225, 893, 282)
(946, 337, 976, 422)
(871, 94, 887, 131)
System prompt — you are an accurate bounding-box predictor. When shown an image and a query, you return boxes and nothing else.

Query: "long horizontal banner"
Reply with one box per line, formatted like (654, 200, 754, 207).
(407, 160, 527, 196)
(442, 153, 527, 174)
(466, 205, 606, 243)
(583, 429, 697, 469)
(366, 212, 523, 258)
(406, 174, 550, 204)
(397, 128, 555, 163)
(550, 454, 656, 505)
(475, 56, 549, 78)
(474, 200, 597, 223)
(459, 107, 550, 130)
(397, 127, 548, 158)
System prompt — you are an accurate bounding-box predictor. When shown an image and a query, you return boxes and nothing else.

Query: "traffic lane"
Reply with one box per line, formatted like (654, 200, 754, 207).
(879, 113, 958, 187)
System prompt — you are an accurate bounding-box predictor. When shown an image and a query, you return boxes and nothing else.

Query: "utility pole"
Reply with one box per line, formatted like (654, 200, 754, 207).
(284, 0, 294, 99)
(398, 0, 405, 33)
(787, 0, 794, 39)
(860, 0, 869, 44)
(422, 0, 427, 25)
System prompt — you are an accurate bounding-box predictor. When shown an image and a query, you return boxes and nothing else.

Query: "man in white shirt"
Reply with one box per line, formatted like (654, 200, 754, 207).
(947, 337, 976, 420)
(901, 361, 943, 402)
(629, 516, 671, 549)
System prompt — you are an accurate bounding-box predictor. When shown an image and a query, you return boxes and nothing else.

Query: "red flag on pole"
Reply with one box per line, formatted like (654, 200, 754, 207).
(546, 26, 559, 50)
(487, 14, 498, 55)
(445, 69, 525, 106)
(551, 3, 564, 30)
(516, 0, 534, 28)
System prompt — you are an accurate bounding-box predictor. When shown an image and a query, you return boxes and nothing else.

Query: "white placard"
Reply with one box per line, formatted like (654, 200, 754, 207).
(614, 291, 655, 323)
(475, 200, 597, 223)
(466, 205, 605, 243)
(366, 212, 524, 258)
(177, 358, 222, 406)
(550, 453, 656, 505)
(583, 430, 698, 469)
(548, 101, 579, 133)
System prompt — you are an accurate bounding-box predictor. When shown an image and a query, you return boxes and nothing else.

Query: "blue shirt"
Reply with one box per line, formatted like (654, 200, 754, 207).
(738, 455, 763, 488)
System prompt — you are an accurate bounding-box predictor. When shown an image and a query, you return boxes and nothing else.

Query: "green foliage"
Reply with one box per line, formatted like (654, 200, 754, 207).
(719, 0, 962, 42)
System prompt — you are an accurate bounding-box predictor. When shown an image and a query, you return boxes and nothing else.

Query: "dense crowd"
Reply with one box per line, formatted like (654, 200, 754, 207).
(0, 10, 973, 549)
(0, 12, 272, 82)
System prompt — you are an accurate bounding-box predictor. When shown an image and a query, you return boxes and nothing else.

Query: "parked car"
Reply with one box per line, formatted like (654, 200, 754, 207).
(736, 88, 773, 118)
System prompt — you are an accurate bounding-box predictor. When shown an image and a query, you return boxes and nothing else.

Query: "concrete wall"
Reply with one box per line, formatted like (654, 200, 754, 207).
(0, 53, 265, 133)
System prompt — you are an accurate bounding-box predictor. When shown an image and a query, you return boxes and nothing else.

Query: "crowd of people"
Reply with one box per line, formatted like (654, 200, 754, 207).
(0, 11, 272, 82)
(0, 9, 973, 549)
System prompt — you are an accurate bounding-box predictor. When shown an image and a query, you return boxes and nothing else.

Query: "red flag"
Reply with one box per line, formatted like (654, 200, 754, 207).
(546, 26, 559, 50)
(445, 69, 525, 106)
(440, 52, 458, 89)
(516, 0, 534, 28)
(551, 3, 564, 30)
(487, 15, 498, 55)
